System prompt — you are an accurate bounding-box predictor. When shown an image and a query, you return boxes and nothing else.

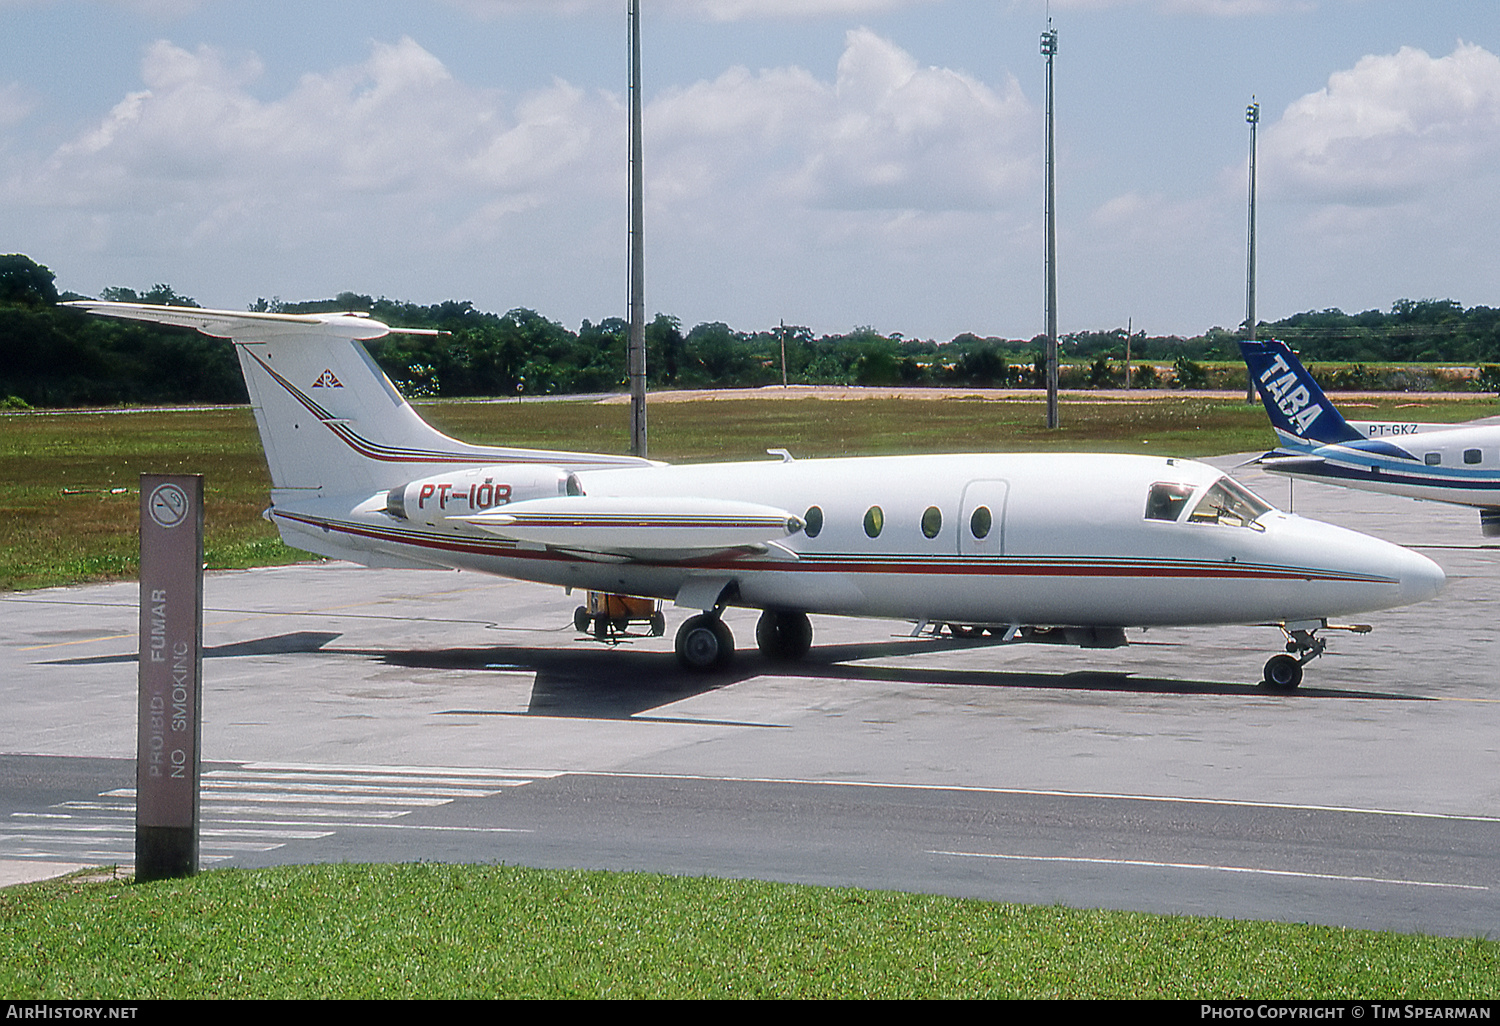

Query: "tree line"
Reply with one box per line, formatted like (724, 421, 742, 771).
(4, 253, 1500, 409)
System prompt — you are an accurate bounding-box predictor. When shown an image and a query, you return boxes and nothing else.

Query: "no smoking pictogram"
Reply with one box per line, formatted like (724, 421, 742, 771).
(148, 482, 190, 529)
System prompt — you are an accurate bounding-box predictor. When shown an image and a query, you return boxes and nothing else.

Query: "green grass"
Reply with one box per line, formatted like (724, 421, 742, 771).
(423, 391, 1499, 460)
(0, 407, 302, 590)
(2, 864, 1495, 999)
(4, 391, 1498, 590)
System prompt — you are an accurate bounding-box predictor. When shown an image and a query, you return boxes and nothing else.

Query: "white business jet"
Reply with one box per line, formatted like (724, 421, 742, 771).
(1242, 338, 1500, 535)
(72, 301, 1445, 690)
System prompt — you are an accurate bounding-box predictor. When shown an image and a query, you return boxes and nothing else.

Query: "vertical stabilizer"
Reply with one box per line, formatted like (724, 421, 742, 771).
(66, 302, 652, 504)
(1239, 339, 1363, 449)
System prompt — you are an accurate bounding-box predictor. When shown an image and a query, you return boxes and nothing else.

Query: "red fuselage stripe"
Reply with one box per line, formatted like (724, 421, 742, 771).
(274, 511, 1393, 584)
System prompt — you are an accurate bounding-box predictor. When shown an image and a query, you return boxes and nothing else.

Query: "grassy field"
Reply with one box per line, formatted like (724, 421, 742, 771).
(4, 391, 1497, 590)
(3, 864, 1496, 999)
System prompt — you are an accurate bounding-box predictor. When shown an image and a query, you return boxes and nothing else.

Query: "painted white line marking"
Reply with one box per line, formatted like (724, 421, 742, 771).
(201, 829, 334, 841)
(198, 806, 409, 821)
(200, 782, 498, 798)
(207, 770, 531, 788)
(103, 789, 450, 807)
(587, 772, 1500, 823)
(236, 761, 561, 779)
(929, 850, 1489, 891)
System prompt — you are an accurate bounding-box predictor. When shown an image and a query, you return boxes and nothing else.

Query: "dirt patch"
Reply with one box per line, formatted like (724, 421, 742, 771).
(594, 385, 1486, 405)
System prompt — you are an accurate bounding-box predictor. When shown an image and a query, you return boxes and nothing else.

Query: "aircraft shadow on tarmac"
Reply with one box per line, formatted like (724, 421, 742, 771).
(42, 631, 345, 666)
(41, 630, 1427, 721)
(368, 633, 1429, 721)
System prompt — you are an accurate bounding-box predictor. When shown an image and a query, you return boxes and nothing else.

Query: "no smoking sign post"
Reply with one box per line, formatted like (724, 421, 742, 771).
(137, 474, 204, 881)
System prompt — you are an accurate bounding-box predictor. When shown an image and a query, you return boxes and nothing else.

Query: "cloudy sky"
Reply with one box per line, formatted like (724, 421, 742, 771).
(3, 1, 1498, 340)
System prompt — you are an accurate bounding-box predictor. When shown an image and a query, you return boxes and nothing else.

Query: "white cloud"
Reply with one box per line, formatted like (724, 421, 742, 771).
(1042, 0, 1311, 12)
(113, 0, 205, 15)
(1156, 0, 1312, 14)
(1263, 42, 1500, 205)
(649, 27, 1035, 214)
(17, 37, 618, 238)
(675, 0, 937, 17)
(5, 27, 1039, 335)
(439, 0, 936, 19)
(0, 0, 211, 15)
(0, 83, 35, 128)
(1201, 41, 1500, 323)
(1081, 190, 1242, 327)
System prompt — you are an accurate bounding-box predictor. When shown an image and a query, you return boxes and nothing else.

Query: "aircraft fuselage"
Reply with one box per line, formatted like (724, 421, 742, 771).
(271, 451, 1443, 630)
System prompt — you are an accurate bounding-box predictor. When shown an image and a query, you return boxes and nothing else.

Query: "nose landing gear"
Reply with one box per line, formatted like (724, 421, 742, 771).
(1262, 625, 1324, 691)
(1261, 620, 1370, 691)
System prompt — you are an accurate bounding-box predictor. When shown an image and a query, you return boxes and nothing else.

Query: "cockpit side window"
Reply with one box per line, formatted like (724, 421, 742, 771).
(1188, 477, 1272, 529)
(1145, 482, 1195, 522)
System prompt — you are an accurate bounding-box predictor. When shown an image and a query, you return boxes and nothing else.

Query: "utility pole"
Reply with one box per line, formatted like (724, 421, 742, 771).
(627, 0, 647, 457)
(779, 320, 788, 388)
(1244, 98, 1259, 404)
(1041, 22, 1059, 428)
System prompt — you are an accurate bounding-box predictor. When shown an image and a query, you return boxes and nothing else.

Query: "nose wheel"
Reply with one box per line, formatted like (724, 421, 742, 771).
(1262, 653, 1304, 691)
(1261, 624, 1331, 691)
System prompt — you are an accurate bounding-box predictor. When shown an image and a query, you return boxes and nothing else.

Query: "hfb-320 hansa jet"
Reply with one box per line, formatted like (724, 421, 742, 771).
(1241, 337, 1500, 536)
(72, 301, 1446, 690)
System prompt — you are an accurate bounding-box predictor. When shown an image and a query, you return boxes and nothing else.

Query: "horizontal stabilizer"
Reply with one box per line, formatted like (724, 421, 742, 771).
(1252, 453, 1330, 472)
(465, 496, 804, 559)
(64, 300, 417, 340)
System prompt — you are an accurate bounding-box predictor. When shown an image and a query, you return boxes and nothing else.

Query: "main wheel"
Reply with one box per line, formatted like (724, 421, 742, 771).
(755, 610, 813, 662)
(1262, 654, 1303, 691)
(676, 614, 734, 671)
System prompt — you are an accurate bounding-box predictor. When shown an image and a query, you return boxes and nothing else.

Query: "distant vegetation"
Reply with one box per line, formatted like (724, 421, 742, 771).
(5, 253, 1500, 407)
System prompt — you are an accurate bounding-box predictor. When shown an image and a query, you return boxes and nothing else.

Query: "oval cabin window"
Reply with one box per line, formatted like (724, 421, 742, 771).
(921, 506, 942, 539)
(863, 506, 884, 538)
(970, 505, 992, 540)
(803, 505, 824, 539)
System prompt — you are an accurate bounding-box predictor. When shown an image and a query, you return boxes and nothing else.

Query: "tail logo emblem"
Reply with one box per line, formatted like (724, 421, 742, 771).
(311, 369, 343, 388)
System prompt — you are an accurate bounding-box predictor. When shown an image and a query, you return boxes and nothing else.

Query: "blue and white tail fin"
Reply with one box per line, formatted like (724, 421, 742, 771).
(1239, 339, 1363, 450)
(67, 302, 652, 506)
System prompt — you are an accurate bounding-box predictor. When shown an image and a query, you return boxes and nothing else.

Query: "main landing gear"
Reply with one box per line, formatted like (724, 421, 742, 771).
(755, 610, 813, 662)
(1260, 621, 1369, 691)
(675, 613, 734, 671)
(674, 609, 815, 671)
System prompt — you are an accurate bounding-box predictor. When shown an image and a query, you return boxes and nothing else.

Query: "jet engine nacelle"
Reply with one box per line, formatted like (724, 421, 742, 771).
(384, 464, 572, 525)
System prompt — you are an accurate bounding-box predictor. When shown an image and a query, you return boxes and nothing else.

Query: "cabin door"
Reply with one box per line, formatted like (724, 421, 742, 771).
(958, 479, 1009, 557)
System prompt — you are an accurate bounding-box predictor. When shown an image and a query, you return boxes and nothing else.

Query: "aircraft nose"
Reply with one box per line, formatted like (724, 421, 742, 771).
(1396, 549, 1446, 604)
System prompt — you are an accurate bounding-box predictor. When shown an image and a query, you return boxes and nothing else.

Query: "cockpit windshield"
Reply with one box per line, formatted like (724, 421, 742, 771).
(1144, 482, 1194, 522)
(1187, 477, 1273, 529)
(1145, 477, 1273, 529)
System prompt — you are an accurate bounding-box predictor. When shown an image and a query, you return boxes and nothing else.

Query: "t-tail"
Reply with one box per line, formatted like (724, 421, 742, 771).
(1238, 339, 1363, 450)
(66, 301, 652, 511)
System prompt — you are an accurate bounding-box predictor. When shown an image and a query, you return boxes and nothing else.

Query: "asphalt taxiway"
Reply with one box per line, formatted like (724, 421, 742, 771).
(2, 461, 1497, 937)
